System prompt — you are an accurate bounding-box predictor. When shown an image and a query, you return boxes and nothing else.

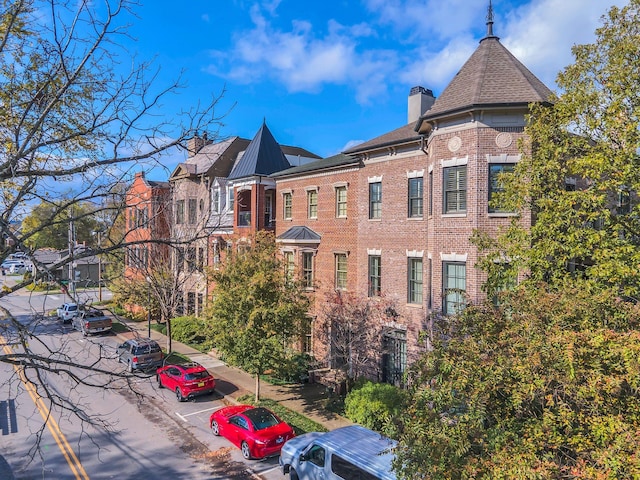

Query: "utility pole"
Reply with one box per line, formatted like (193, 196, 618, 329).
(68, 214, 75, 295)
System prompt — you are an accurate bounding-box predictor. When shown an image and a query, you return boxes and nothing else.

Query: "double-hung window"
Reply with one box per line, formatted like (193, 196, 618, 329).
(335, 186, 347, 218)
(175, 200, 185, 224)
(307, 190, 318, 219)
(188, 199, 197, 224)
(303, 252, 314, 288)
(335, 253, 347, 290)
(283, 251, 294, 280)
(443, 262, 466, 315)
(368, 255, 381, 297)
(408, 177, 423, 218)
(408, 258, 423, 304)
(369, 182, 382, 219)
(444, 166, 467, 213)
(283, 192, 292, 219)
(488, 164, 515, 213)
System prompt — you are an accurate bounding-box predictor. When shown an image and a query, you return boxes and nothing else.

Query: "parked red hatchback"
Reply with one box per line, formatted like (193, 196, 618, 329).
(209, 405, 295, 459)
(156, 362, 216, 402)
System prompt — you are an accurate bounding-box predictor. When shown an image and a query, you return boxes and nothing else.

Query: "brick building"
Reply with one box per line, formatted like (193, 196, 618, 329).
(124, 172, 171, 280)
(273, 19, 553, 383)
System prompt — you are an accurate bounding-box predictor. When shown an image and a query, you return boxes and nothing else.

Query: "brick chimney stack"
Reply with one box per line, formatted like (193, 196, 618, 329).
(187, 132, 213, 157)
(408, 86, 435, 124)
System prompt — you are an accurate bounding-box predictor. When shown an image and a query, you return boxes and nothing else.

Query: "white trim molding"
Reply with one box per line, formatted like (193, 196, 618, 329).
(486, 153, 521, 164)
(406, 249, 424, 258)
(441, 156, 468, 168)
(440, 252, 468, 262)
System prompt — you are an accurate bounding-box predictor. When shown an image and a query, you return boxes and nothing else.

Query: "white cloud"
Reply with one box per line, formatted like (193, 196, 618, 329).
(206, 0, 626, 105)
(501, 0, 623, 90)
(205, 5, 396, 104)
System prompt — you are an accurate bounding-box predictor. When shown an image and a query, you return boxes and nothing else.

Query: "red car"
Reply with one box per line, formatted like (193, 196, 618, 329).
(156, 362, 216, 402)
(209, 405, 295, 459)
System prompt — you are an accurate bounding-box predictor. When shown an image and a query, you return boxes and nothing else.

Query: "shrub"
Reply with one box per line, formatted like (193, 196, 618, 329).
(344, 381, 406, 437)
(272, 353, 314, 383)
(170, 316, 214, 352)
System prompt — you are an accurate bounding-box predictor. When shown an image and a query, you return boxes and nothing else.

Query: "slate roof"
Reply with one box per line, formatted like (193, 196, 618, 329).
(228, 122, 291, 180)
(170, 137, 251, 180)
(276, 226, 321, 243)
(271, 153, 360, 178)
(419, 35, 553, 125)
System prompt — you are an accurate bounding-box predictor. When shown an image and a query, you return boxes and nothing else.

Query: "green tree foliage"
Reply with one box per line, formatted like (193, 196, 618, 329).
(398, 4, 640, 478)
(344, 380, 406, 438)
(478, 0, 640, 300)
(396, 287, 640, 479)
(21, 200, 100, 249)
(206, 232, 310, 401)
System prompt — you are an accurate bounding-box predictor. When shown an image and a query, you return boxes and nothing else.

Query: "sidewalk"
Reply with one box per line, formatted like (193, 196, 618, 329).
(114, 315, 352, 432)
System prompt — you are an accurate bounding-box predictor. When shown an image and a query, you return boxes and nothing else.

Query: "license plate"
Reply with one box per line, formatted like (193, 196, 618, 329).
(198, 382, 205, 387)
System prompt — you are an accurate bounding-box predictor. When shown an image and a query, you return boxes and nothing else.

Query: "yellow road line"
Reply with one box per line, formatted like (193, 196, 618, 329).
(1, 337, 90, 480)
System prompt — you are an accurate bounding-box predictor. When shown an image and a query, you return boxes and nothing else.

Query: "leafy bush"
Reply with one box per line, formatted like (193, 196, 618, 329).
(344, 381, 406, 436)
(170, 316, 214, 353)
(272, 353, 315, 383)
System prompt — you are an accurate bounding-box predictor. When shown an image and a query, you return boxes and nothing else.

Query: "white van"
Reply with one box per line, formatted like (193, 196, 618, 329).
(279, 425, 397, 480)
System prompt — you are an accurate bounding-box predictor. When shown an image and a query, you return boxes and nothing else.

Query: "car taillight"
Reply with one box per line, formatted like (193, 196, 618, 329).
(132, 356, 138, 363)
(84, 322, 90, 328)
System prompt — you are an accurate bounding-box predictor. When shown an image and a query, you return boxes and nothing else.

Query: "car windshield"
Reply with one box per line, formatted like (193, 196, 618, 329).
(184, 371, 209, 381)
(68, 306, 78, 311)
(244, 408, 280, 431)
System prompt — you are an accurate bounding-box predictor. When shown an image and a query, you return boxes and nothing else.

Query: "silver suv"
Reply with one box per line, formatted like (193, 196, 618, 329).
(116, 338, 164, 372)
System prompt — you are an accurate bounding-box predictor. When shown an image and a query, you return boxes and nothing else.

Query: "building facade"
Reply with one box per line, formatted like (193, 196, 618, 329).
(273, 22, 552, 383)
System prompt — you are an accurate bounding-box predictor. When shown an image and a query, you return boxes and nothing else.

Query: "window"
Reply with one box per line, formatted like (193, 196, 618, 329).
(283, 251, 295, 280)
(617, 189, 631, 215)
(335, 253, 347, 290)
(188, 199, 197, 224)
(175, 200, 185, 224)
(198, 247, 205, 270)
(303, 251, 314, 288)
(186, 247, 196, 272)
(187, 291, 196, 315)
(212, 190, 220, 213)
(307, 445, 326, 468)
(335, 186, 347, 218)
(228, 187, 234, 212)
(443, 166, 466, 213)
(488, 164, 515, 213)
(369, 182, 381, 219)
(443, 262, 466, 315)
(332, 455, 378, 480)
(307, 190, 318, 219)
(408, 177, 423, 218)
(283, 192, 292, 219)
(368, 255, 381, 297)
(429, 170, 433, 216)
(408, 258, 423, 304)
(383, 329, 407, 386)
(197, 293, 204, 315)
(302, 317, 312, 353)
(265, 192, 273, 225)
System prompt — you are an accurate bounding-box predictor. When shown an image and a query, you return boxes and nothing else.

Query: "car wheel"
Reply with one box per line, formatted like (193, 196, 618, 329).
(176, 388, 185, 402)
(157, 375, 163, 388)
(290, 468, 299, 480)
(211, 420, 219, 436)
(241, 441, 251, 460)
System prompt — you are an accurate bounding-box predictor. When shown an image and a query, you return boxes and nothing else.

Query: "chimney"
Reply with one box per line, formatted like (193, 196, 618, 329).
(408, 86, 435, 124)
(187, 133, 205, 157)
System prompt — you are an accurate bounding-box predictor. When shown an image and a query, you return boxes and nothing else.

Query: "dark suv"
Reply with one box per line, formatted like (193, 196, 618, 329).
(117, 338, 164, 372)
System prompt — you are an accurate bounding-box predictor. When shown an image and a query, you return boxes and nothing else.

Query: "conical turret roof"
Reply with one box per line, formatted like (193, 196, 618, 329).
(418, 36, 553, 126)
(228, 121, 290, 180)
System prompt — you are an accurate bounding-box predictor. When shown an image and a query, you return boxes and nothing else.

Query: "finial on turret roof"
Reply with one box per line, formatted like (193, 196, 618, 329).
(486, 0, 495, 37)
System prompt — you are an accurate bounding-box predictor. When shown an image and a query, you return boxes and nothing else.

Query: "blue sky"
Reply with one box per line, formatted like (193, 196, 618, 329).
(122, 0, 625, 178)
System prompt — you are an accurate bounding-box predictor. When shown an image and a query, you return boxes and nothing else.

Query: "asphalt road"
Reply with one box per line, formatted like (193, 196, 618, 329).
(0, 289, 287, 480)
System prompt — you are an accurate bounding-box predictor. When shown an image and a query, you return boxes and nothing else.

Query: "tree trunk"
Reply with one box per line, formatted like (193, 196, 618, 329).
(255, 373, 260, 403)
(166, 318, 172, 353)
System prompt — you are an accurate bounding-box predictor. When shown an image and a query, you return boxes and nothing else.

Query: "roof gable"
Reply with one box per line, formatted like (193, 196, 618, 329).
(420, 36, 553, 124)
(228, 122, 290, 180)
